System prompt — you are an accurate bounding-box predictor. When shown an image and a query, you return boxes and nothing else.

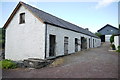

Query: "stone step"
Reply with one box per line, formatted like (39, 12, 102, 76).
(23, 58, 53, 69)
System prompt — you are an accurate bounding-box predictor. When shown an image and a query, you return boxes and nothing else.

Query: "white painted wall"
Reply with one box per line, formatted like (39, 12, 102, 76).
(105, 35, 111, 42)
(5, 5, 101, 60)
(5, 6, 45, 60)
(114, 36, 119, 50)
(46, 24, 101, 58)
(95, 38, 101, 47)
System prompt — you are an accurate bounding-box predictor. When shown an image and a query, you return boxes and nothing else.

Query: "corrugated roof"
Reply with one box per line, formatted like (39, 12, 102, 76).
(21, 2, 99, 38)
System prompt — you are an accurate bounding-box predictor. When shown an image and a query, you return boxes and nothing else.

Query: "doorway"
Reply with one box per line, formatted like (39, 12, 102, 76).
(100, 35, 105, 42)
(64, 37, 68, 55)
(89, 38, 91, 48)
(49, 35, 56, 57)
(75, 38, 78, 52)
(93, 39, 94, 48)
(81, 37, 87, 50)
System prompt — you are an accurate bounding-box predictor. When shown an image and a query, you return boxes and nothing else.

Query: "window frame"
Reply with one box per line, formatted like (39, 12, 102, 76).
(19, 13, 25, 24)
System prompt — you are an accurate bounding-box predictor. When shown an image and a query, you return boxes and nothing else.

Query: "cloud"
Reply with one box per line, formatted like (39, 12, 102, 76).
(95, 0, 118, 9)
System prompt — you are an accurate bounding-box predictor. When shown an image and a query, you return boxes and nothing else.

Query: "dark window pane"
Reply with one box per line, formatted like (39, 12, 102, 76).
(20, 13, 25, 24)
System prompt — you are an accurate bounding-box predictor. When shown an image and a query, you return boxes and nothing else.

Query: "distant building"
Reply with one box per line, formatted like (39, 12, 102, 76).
(98, 24, 119, 42)
(3, 2, 101, 60)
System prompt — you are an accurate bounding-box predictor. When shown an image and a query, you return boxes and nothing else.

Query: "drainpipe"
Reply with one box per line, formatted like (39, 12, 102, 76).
(44, 24, 47, 59)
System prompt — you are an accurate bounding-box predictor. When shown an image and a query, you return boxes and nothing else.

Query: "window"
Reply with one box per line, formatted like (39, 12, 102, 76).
(19, 13, 25, 24)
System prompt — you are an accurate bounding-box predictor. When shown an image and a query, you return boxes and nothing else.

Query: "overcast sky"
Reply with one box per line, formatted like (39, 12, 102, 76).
(0, 0, 119, 33)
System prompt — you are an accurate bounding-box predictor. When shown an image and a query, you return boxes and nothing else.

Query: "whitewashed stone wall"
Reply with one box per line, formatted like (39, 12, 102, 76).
(5, 5, 101, 60)
(5, 6, 45, 60)
(114, 36, 119, 50)
(46, 24, 101, 58)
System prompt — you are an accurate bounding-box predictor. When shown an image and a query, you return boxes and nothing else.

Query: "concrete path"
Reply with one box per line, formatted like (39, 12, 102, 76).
(2, 42, 118, 78)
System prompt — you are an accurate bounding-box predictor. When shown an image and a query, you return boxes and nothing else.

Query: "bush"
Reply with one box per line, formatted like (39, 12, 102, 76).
(0, 59, 17, 69)
(110, 35, 114, 44)
(111, 44, 116, 50)
(118, 46, 120, 49)
(116, 46, 120, 52)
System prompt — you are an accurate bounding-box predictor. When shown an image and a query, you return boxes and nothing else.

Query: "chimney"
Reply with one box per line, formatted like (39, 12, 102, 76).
(85, 28, 89, 31)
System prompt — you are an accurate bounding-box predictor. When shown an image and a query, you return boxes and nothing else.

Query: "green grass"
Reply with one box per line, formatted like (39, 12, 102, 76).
(0, 59, 17, 69)
(116, 46, 120, 53)
(116, 50, 120, 52)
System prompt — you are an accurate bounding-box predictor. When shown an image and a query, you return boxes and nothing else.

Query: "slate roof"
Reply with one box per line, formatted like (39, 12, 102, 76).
(98, 24, 120, 35)
(22, 2, 100, 38)
(98, 24, 119, 32)
(114, 30, 120, 36)
(4, 2, 99, 38)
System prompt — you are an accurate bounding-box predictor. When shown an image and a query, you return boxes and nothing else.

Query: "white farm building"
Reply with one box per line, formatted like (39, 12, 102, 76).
(3, 2, 101, 60)
(114, 32, 120, 50)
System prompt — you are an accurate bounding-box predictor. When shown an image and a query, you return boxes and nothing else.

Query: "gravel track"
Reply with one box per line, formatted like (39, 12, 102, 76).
(2, 42, 118, 78)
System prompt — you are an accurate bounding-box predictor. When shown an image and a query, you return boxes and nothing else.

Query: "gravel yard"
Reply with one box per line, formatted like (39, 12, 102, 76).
(2, 42, 118, 78)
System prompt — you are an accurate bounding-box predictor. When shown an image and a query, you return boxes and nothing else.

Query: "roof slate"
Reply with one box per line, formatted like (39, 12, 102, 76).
(17, 2, 100, 38)
(98, 24, 119, 32)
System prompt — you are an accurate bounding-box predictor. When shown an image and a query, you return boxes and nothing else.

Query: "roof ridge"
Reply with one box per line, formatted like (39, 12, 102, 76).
(98, 24, 119, 32)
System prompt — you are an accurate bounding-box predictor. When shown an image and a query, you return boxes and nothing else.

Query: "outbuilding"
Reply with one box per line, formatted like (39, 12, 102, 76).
(114, 32, 120, 50)
(3, 2, 101, 60)
(98, 24, 119, 42)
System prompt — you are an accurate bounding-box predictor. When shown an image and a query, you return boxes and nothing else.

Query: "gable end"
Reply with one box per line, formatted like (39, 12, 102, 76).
(3, 2, 44, 29)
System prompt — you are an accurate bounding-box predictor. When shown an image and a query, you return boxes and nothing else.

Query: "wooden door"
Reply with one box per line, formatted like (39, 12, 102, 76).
(64, 37, 68, 55)
(81, 37, 87, 50)
(75, 38, 78, 52)
(49, 35, 56, 57)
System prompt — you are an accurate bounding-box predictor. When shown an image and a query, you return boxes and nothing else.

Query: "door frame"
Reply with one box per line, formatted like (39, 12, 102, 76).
(49, 34, 56, 57)
(64, 37, 69, 55)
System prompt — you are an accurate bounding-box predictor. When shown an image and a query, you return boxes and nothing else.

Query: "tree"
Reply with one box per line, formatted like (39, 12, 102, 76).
(95, 32, 102, 37)
(110, 35, 114, 44)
